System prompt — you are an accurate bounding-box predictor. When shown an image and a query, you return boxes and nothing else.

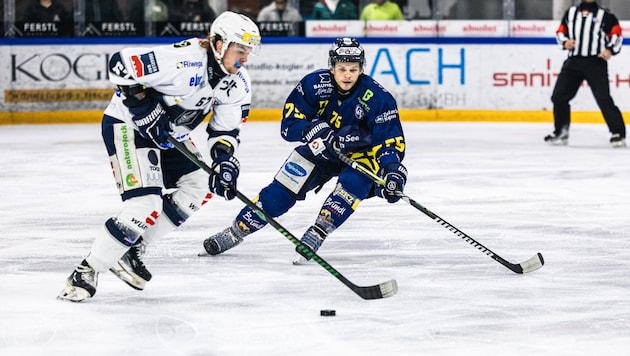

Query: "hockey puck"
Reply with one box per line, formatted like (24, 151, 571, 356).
(320, 309, 336, 317)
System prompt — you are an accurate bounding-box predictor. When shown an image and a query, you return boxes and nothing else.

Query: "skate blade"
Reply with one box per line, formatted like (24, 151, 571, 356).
(109, 266, 146, 291)
(57, 283, 91, 302)
(292, 253, 309, 265)
(197, 250, 213, 257)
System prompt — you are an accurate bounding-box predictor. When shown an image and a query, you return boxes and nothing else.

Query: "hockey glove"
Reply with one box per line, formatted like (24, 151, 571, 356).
(129, 97, 172, 150)
(303, 121, 339, 160)
(376, 162, 407, 203)
(209, 155, 240, 200)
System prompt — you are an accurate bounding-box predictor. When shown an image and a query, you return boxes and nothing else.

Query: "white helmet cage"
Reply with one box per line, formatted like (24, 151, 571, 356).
(328, 37, 366, 69)
(210, 11, 262, 64)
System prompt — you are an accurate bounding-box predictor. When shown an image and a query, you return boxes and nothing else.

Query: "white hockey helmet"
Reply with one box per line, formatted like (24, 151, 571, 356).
(210, 11, 261, 62)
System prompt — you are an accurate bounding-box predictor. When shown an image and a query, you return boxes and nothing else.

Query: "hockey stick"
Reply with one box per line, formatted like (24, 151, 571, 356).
(336, 152, 544, 274)
(167, 136, 398, 300)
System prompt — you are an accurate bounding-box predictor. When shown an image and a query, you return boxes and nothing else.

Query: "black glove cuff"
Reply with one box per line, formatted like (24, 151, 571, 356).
(210, 140, 235, 161)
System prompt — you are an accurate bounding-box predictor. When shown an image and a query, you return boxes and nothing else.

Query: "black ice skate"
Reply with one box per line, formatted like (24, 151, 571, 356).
(58, 259, 98, 302)
(202, 227, 243, 255)
(292, 225, 327, 265)
(110, 238, 152, 290)
(610, 134, 626, 148)
(544, 127, 569, 146)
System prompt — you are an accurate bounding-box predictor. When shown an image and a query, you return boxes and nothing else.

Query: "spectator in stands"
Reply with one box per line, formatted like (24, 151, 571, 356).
(172, 0, 217, 22)
(127, 0, 142, 21)
(84, 0, 124, 22)
(228, 6, 257, 21)
(257, 0, 303, 22)
(311, 0, 358, 19)
(23, 0, 72, 23)
(360, 0, 404, 20)
(136, 0, 170, 22)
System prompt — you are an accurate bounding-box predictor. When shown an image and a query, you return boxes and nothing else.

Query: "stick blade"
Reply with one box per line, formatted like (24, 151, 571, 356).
(517, 252, 545, 274)
(355, 279, 398, 300)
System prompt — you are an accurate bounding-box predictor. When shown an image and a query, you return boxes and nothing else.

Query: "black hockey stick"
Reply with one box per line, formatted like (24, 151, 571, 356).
(336, 152, 544, 274)
(167, 136, 398, 300)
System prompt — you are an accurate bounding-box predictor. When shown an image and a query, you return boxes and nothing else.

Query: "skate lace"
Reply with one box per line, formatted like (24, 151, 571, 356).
(131, 243, 147, 268)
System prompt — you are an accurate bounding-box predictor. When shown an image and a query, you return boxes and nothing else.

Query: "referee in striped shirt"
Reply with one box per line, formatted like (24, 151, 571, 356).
(545, 0, 626, 148)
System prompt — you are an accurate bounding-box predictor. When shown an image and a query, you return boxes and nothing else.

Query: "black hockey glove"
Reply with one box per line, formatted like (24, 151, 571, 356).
(129, 97, 172, 150)
(209, 155, 240, 200)
(376, 162, 407, 203)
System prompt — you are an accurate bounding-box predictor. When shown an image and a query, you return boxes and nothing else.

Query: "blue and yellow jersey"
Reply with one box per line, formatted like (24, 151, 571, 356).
(280, 68, 405, 172)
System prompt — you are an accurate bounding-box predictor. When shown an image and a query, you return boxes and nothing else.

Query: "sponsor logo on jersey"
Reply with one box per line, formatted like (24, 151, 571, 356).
(375, 109, 398, 124)
(317, 73, 331, 83)
(125, 173, 138, 187)
(189, 74, 203, 86)
(121, 125, 133, 170)
(237, 71, 250, 93)
(131, 217, 149, 231)
(354, 105, 365, 120)
(284, 162, 307, 177)
(315, 87, 333, 96)
(333, 185, 357, 206)
(323, 197, 347, 216)
(312, 83, 332, 90)
(145, 211, 159, 226)
(241, 210, 266, 230)
(130, 51, 159, 78)
(176, 60, 203, 69)
(220, 79, 237, 96)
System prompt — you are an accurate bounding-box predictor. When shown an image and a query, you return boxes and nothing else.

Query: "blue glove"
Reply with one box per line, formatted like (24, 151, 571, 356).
(129, 98, 172, 150)
(376, 162, 407, 203)
(210, 155, 240, 200)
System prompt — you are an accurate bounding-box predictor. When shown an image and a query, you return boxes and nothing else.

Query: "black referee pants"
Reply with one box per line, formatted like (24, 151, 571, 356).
(551, 56, 626, 138)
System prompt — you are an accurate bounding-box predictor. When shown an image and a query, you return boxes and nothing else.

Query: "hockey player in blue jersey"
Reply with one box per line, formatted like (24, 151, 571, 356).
(202, 37, 407, 264)
(58, 11, 262, 302)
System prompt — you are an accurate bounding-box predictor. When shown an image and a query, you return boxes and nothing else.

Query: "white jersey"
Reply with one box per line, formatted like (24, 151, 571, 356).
(105, 38, 251, 150)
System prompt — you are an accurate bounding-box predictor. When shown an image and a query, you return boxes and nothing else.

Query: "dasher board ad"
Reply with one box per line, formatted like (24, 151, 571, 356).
(2, 40, 630, 113)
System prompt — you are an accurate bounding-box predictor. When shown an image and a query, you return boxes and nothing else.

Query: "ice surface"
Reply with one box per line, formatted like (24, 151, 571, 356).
(0, 121, 628, 356)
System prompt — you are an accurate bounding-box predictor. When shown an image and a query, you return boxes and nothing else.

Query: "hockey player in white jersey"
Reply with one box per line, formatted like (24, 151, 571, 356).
(58, 11, 262, 302)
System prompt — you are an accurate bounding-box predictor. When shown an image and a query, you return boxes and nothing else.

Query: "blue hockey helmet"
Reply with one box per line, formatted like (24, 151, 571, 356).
(328, 37, 365, 69)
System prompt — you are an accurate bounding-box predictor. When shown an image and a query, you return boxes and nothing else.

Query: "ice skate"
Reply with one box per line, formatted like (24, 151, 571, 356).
(544, 127, 569, 146)
(58, 259, 99, 302)
(110, 238, 152, 290)
(292, 225, 327, 265)
(610, 134, 626, 148)
(202, 227, 243, 256)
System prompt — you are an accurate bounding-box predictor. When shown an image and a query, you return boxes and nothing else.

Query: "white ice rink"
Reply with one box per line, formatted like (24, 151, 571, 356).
(0, 121, 628, 356)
